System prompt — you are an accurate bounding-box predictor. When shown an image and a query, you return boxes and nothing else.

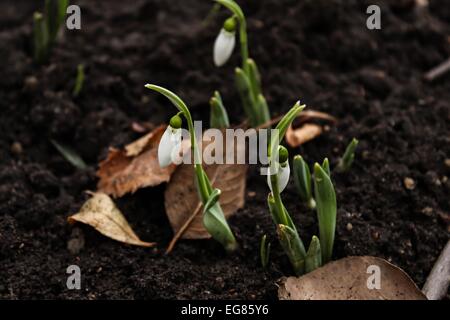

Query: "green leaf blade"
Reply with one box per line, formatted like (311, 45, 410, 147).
(313, 163, 337, 263)
(51, 140, 87, 170)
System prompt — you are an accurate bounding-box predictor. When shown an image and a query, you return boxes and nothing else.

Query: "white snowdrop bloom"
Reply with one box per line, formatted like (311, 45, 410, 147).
(267, 161, 290, 194)
(158, 126, 181, 168)
(213, 28, 236, 67)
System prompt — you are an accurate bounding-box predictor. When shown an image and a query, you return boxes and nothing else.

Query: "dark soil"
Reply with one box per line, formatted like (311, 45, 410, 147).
(1, 0, 449, 299)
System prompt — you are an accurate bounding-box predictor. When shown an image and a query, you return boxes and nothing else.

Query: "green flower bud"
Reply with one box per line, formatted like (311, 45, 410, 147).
(278, 145, 289, 164)
(223, 16, 236, 32)
(169, 114, 182, 129)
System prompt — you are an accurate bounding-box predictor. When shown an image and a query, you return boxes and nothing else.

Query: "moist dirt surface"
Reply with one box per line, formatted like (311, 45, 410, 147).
(0, 0, 449, 299)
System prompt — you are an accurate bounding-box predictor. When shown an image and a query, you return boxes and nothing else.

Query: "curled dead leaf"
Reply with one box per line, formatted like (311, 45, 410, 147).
(285, 110, 337, 147)
(165, 133, 247, 253)
(278, 256, 426, 300)
(68, 192, 155, 247)
(286, 123, 323, 147)
(97, 125, 176, 198)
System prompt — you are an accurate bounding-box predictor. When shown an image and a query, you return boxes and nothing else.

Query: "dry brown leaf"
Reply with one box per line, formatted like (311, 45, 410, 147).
(97, 125, 176, 198)
(284, 110, 337, 147)
(286, 123, 323, 147)
(164, 134, 247, 252)
(68, 192, 155, 247)
(278, 256, 426, 300)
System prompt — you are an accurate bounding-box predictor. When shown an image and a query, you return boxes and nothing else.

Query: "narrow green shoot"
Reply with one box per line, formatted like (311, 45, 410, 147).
(145, 84, 237, 252)
(322, 157, 331, 177)
(293, 155, 315, 209)
(73, 64, 84, 97)
(260, 234, 271, 269)
(209, 91, 230, 129)
(336, 138, 359, 172)
(277, 224, 306, 276)
(305, 235, 322, 273)
(45, 0, 69, 46)
(33, 0, 69, 63)
(313, 163, 337, 263)
(235, 67, 258, 126)
(33, 12, 49, 64)
(51, 140, 87, 170)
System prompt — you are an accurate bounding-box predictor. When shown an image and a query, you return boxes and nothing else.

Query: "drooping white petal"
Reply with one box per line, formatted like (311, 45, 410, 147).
(158, 126, 181, 168)
(213, 29, 236, 67)
(267, 161, 290, 194)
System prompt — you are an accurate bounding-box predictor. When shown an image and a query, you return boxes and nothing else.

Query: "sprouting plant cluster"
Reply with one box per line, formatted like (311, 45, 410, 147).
(143, 0, 360, 275)
(211, 0, 270, 127)
(263, 120, 358, 274)
(34, 0, 360, 276)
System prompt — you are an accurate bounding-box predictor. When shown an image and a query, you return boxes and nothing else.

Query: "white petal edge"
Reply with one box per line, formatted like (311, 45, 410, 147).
(158, 127, 181, 168)
(213, 29, 236, 67)
(267, 161, 291, 194)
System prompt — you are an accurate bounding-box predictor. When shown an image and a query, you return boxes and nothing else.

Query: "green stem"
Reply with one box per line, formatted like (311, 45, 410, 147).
(145, 85, 209, 201)
(270, 173, 289, 227)
(239, 19, 249, 73)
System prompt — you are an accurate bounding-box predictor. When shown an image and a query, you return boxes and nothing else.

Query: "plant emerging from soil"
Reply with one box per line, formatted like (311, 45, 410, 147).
(265, 103, 338, 275)
(33, 0, 69, 64)
(211, 0, 270, 127)
(145, 84, 238, 252)
(336, 138, 359, 172)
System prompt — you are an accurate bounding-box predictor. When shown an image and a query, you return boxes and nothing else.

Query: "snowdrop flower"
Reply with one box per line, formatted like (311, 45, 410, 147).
(158, 115, 182, 168)
(267, 146, 290, 193)
(213, 17, 236, 67)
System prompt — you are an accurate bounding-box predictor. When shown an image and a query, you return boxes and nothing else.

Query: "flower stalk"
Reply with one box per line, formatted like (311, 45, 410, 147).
(145, 84, 237, 252)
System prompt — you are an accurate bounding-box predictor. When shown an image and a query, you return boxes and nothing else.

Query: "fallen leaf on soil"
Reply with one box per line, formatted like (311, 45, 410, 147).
(131, 121, 153, 133)
(278, 256, 426, 300)
(286, 123, 324, 146)
(68, 192, 155, 247)
(165, 134, 247, 252)
(97, 125, 176, 197)
(285, 110, 337, 147)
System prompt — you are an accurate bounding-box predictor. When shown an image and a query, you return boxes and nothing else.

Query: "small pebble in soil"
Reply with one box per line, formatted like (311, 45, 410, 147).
(371, 230, 380, 240)
(403, 177, 416, 190)
(346, 223, 353, 231)
(23, 76, 38, 92)
(215, 276, 225, 290)
(10, 142, 23, 155)
(421, 207, 433, 217)
(445, 159, 450, 167)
